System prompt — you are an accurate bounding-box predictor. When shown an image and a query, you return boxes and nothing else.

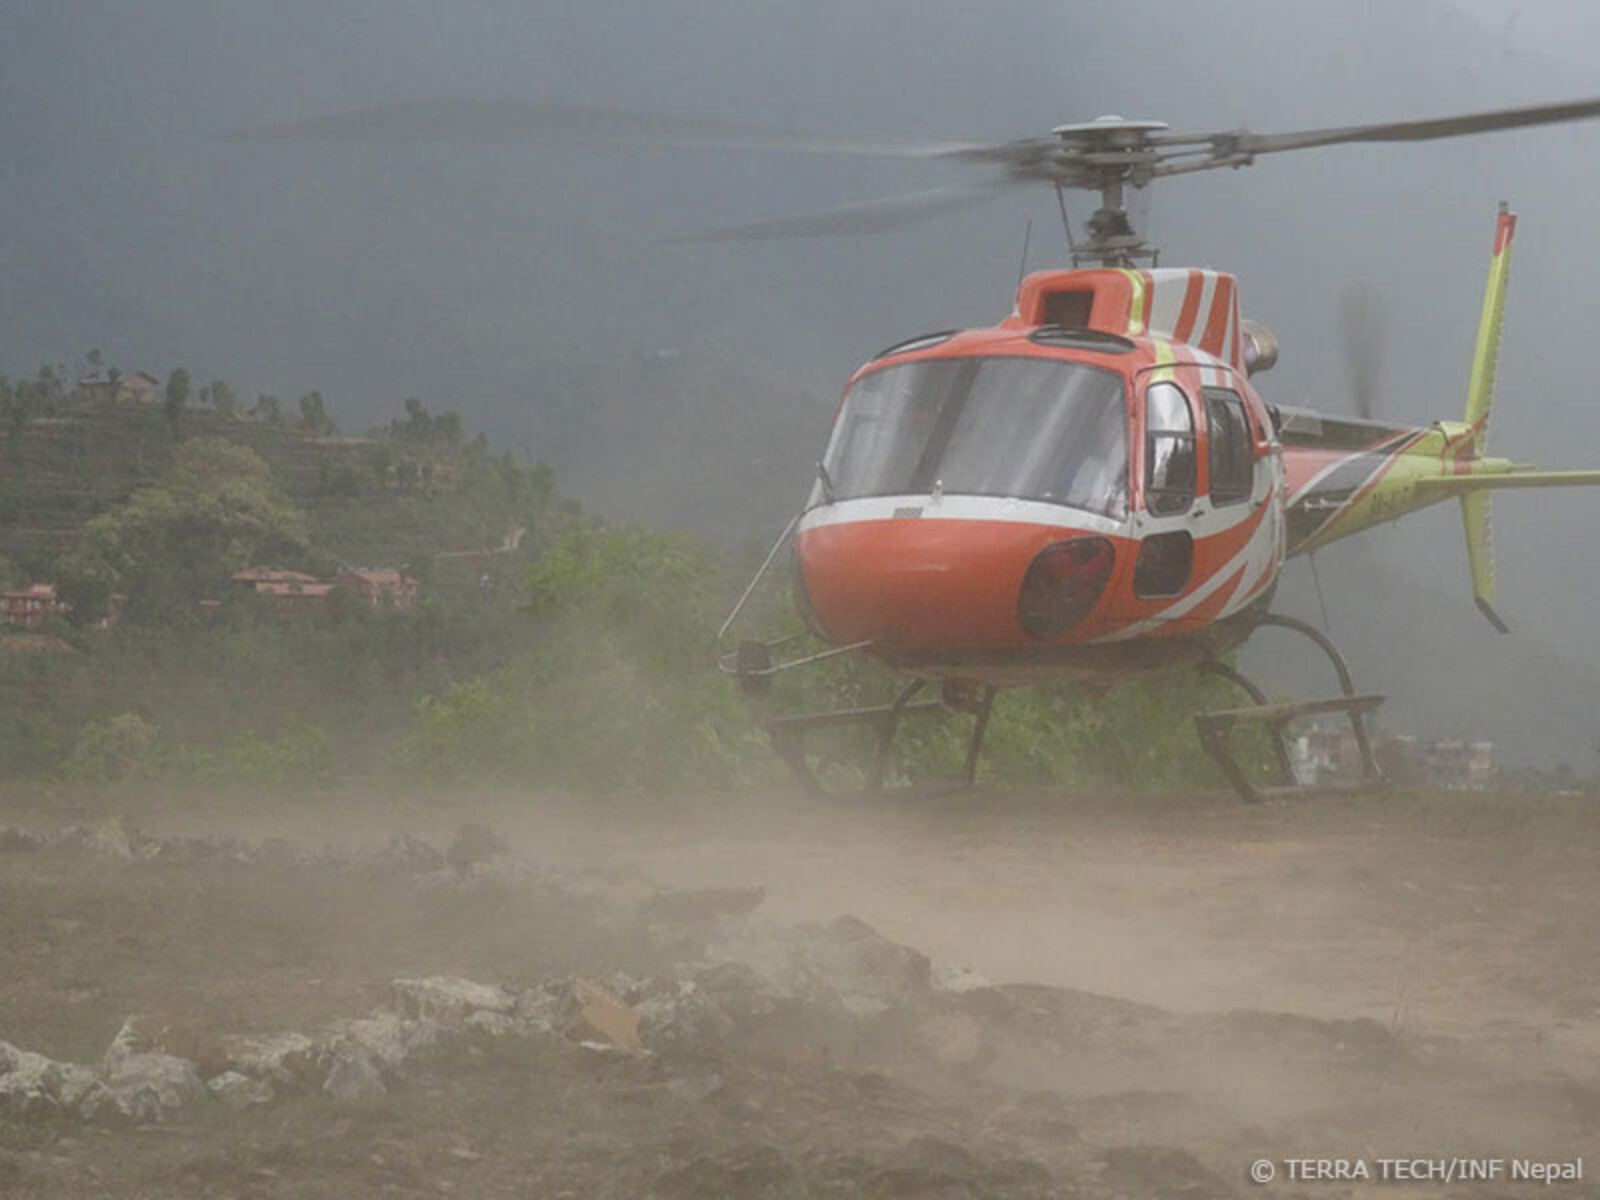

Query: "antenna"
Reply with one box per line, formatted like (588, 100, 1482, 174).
(1015, 219, 1033, 292)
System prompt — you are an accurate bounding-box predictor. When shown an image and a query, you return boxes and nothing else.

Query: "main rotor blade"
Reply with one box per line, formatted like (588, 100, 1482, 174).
(1230, 95, 1600, 156)
(670, 180, 1011, 242)
(240, 98, 976, 160)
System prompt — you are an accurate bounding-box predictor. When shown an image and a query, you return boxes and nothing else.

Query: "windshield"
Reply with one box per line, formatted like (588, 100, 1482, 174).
(817, 357, 1128, 518)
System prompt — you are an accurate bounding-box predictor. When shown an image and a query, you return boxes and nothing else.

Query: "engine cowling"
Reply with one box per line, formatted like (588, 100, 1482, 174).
(1240, 318, 1279, 376)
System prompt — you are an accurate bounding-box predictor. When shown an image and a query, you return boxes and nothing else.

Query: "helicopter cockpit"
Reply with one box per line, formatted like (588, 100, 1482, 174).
(812, 356, 1129, 519)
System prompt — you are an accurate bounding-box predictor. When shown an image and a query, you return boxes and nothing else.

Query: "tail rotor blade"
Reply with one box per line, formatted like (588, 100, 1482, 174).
(1340, 281, 1386, 420)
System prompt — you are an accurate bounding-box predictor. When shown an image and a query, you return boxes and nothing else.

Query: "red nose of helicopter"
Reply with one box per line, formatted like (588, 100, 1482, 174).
(795, 514, 1122, 652)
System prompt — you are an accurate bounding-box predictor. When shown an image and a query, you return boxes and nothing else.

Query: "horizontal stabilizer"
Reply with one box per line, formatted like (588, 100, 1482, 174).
(1415, 469, 1600, 493)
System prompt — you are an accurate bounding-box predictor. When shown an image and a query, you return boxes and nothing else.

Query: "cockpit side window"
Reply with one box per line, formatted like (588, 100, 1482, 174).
(1203, 387, 1253, 505)
(1144, 381, 1196, 516)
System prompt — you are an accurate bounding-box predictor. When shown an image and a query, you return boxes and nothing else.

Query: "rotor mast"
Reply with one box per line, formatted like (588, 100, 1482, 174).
(1042, 117, 1168, 268)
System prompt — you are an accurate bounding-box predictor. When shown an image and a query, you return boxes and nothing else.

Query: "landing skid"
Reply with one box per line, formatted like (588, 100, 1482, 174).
(1194, 613, 1386, 803)
(716, 521, 1384, 801)
(766, 680, 997, 795)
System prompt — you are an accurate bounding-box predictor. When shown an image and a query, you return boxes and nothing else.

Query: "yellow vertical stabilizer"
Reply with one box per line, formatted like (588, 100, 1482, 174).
(1461, 204, 1516, 633)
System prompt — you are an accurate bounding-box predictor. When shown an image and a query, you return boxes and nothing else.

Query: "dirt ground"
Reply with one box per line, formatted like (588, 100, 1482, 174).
(0, 782, 1596, 1198)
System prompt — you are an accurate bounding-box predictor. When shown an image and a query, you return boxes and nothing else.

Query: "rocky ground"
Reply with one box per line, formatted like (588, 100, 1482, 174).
(0, 785, 1596, 1198)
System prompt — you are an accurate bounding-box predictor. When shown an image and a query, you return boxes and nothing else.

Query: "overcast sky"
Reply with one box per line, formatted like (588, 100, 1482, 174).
(4, 0, 1600, 766)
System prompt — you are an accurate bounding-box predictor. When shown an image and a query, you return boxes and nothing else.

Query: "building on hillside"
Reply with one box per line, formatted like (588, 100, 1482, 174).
(77, 370, 161, 406)
(1413, 738, 1496, 789)
(336, 568, 418, 611)
(0, 583, 64, 629)
(253, 579, 335, 615)
(117, 371, 161, 404)
(1290, 722, 1496, 789)
(232, 567, 320, 591)
(231, 567, 335, 615)
(1288, 724, 1370, 785)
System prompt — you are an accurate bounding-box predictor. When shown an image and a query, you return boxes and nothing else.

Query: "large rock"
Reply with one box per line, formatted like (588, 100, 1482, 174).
(820, 915, 931, 1006)
(0, 1044, 72, 1119)
(322, 1043, 386, 1103)
(630, 978, 732, 1055)
(569, 979, 642, 1050)
(330, 1010, 439, 1070)
(216, 1031, 321, 1086)
(0, 1040, 124, 1123)
(702, 915, 932, 1020)
(102, 1053, 205, 1123)
(101, 1019, 206, 1121)
(391, 976, 516, 1025)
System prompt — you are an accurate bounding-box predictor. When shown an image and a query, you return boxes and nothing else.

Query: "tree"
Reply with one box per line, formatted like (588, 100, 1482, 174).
(208, 380, 237, 417)
(4, 367, 63, 437)
(164, 367, 191, 432)
(370, 443, 396, 490)
(298, 390, 334, 435)
(254, 393, 282, 424)
(56, 437, 309, 624)
(391, 397, 465, 448)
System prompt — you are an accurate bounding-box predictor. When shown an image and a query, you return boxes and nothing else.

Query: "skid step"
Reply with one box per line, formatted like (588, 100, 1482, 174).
(1195, 690, 1386, 805)
(1252, 779, 1387, 802)
(1195, 693, 1385, 731)
(767, 699, 945, 735)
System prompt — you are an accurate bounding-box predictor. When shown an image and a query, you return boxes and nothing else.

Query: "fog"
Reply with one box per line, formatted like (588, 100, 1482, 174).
(4, 0, 1600, 765)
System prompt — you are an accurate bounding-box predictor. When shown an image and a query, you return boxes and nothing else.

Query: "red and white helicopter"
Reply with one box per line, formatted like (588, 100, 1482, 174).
(259, 96, 1600, 797)
(695, 101, 1600, 797)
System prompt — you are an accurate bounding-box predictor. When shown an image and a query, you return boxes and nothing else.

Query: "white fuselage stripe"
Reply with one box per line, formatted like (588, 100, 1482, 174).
(1148, 273, 1190, 339)
(797, 495, 1127, 537)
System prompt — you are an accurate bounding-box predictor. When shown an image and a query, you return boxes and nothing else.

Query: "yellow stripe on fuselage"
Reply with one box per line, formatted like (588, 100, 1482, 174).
(1148, 337, 1177, 382)
(1120, 269, 1148, 336)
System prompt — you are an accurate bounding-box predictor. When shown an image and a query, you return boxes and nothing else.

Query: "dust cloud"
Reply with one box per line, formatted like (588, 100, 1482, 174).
(2, 783, 1595, 1196)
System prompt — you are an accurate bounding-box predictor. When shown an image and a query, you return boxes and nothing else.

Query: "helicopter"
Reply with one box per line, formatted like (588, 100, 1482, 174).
(255, 95, 1600, 799)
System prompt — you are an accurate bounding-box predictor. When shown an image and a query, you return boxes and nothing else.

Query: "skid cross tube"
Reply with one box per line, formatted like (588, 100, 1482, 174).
(1199, 660, 1295, 787)
(1194, 613, 1385, 803)
(766, 681, 1000, 795)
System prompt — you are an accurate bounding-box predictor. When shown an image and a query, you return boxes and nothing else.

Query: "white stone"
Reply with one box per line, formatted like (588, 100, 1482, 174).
(391, 977, 515, 1024)
(0, 1047, 65, 1118)
(206, 1071, 274, 1110)
(217, 1032, 320, 1086)
(103, 1053, 205, 1122)
(463, 1010, 520, 1037)
(931, 963, 994, 994)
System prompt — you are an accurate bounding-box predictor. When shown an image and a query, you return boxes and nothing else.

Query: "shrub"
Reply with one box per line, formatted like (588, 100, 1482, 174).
(68, 712, 159, 781)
